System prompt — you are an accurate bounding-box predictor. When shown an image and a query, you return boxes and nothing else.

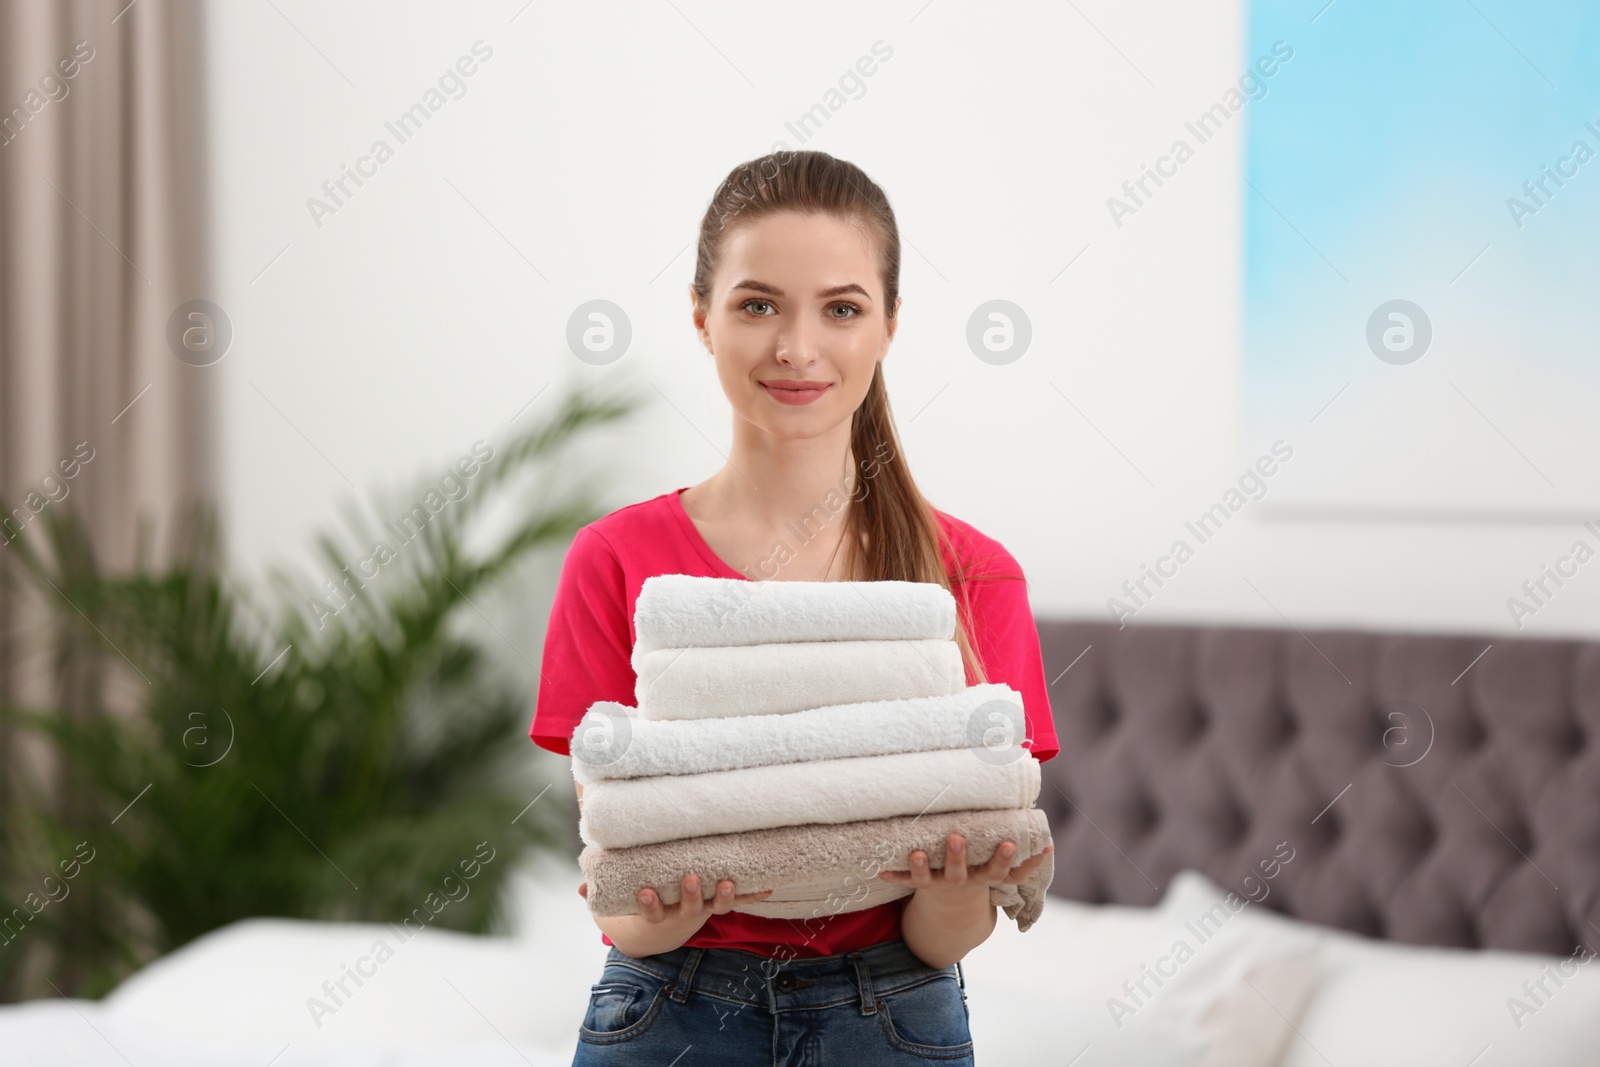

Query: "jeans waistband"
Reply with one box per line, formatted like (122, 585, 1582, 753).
(600, 937, 963, 1016)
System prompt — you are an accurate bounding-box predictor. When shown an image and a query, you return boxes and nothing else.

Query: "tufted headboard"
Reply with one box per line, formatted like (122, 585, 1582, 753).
(1031, 618, 1600, 955)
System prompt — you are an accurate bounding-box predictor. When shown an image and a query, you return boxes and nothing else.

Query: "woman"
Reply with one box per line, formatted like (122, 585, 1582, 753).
(530, 149, 1059, 1065)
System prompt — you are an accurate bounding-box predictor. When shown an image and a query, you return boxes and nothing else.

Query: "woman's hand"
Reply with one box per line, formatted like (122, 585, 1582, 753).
(876, 832, 1053, 904)
(579, 875, 774, 924)
(890, 833, 1051, 968)
(581, 873, 775, 957)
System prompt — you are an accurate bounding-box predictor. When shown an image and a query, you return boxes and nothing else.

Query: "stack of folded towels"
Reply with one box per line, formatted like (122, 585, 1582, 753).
(571, 574, 1054, 933)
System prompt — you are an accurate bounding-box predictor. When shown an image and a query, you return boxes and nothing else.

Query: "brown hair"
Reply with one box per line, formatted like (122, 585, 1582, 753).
(690, 150, 1022, 684)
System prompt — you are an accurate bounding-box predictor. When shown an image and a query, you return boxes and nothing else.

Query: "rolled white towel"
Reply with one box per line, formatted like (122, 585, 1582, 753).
(634, 638, 966, 721)
(578, 746, 1042, 849)
(572, 683, 1028, 784)
(630, 574, 957, 672)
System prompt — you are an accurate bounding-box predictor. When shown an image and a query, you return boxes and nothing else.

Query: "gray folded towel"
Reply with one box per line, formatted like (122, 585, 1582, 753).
(579, 807, 1055, 933)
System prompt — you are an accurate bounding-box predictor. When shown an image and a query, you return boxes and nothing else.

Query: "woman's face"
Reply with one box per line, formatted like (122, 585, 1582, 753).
(693, 210, 899, 442)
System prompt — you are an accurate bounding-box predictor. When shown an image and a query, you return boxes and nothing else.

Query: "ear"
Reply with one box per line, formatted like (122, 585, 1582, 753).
(879, 295, 902, 360)
(690, 286, 712, 353)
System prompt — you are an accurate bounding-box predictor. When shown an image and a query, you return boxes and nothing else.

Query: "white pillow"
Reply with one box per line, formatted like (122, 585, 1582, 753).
(98, 857, 608, 1060)
(1163, 870, 1600, 1067)
(964, 896, 1210, 1066)
(1287, 940, 1600, 1067)
(100, 919, 586, 1055)
(1140, 870, 1321, 1067)
(0, 997, 575, 1066)
(963, 873, 1321, 1067)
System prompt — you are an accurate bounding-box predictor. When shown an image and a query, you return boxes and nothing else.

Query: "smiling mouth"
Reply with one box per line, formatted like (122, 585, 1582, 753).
(761, 381, 832, 404)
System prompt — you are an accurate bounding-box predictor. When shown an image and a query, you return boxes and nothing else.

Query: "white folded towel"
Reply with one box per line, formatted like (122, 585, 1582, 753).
(578, 746, 1042, 849)
(630, 575, 957, 672)
(633, 638, 966, 721)
(572, 683, 1027, 784)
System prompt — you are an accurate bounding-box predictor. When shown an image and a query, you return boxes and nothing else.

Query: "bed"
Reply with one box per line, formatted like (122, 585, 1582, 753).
(1009, 617, 1600, 1065)
(2, 617, 1597, 1065)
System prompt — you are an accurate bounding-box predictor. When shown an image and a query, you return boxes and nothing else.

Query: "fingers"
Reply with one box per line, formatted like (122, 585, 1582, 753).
(981, 839, 1017, 881)
(628, 838, 1038, 900)
(636, 874, 700, 923)
(990, 844, 1054, 885)
(878, 846, 938, 888)
(709, 879, 777, 912)
(875, 838, 1053, 887)
(999, 845, 1055, 884)
(704, 877, 734, 914)
(896, 834, 969, 887)
(636, 875, 775, 921)
(944, 834, 969, 885)
(681, 875, 707, 920)
(636, 884, 667, 922)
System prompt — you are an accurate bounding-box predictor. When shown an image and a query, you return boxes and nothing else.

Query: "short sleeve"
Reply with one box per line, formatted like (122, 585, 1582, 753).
(957, 554, 1060, 764)
(529, 526, 635, 756)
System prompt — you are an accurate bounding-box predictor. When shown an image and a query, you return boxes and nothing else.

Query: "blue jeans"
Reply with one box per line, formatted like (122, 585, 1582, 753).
(570, 937, 974, 1065)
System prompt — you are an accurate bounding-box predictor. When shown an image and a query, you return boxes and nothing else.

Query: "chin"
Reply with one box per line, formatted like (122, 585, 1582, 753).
(753, 414, 844, 442)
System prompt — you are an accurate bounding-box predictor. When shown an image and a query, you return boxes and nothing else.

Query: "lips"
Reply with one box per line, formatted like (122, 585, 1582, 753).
(761, 381, 831, 405)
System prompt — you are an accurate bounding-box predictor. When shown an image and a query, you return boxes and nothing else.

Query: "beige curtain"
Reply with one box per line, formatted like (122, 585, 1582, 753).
(0, 0, 213, 880)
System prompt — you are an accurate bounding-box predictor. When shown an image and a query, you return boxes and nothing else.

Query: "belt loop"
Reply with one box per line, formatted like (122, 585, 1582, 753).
(848, 951, 876, 1015)
(669, 947, 705, 1004)
(955, 959, 965, 992)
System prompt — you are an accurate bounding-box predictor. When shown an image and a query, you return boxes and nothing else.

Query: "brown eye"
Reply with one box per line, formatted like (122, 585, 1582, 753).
(741, 299, 774, 316)
(830, 303, 862, 320)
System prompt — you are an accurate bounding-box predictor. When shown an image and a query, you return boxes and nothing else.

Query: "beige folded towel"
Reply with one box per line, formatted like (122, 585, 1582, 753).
(634, 639, 966, 721)
(580, 807, 1055, 933)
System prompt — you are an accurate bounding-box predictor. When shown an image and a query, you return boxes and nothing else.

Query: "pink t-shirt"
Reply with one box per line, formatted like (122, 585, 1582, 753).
(530, 486, 1059, 958)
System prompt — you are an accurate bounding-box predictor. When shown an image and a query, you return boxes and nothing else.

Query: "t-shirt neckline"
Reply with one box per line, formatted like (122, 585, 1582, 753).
(669, 487, 751, 582)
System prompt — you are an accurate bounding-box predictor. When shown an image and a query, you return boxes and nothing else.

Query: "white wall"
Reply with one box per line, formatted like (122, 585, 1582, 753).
(204, 0, 1600, 643)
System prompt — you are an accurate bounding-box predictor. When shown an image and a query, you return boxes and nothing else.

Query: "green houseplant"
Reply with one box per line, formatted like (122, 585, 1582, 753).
(0, 385, 640, 1000)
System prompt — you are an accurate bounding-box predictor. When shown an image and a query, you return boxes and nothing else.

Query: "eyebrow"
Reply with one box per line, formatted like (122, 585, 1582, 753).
(728, 280, 873, 301)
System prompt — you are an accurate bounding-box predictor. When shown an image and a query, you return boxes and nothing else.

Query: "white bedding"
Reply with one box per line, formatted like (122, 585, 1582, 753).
(3, 858, 1596, 1066)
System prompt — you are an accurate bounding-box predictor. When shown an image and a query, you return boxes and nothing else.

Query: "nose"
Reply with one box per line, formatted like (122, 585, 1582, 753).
(773, 315, 823, 369)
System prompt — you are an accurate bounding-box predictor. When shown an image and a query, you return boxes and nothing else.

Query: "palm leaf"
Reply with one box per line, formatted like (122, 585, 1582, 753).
(0, 383, 642, 1000)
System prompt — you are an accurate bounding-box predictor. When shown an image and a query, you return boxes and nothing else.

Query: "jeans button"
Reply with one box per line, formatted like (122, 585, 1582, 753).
(775, 974, 796, 992)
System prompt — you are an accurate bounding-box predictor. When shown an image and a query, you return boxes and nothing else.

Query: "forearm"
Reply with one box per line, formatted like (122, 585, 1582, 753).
(579, 780, 707, 958)
(900, 884, 997, 969)
(595, 910, 705, 959)
(574, 779, 777, 957)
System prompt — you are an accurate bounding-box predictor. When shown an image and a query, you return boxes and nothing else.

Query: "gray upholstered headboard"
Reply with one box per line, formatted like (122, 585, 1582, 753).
(1032, 618, 1600, 956)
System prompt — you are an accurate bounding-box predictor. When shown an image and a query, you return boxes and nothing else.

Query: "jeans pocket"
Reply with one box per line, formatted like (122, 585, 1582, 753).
(875, 973, 974, 1060)
(578, 967, 669, 1045)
